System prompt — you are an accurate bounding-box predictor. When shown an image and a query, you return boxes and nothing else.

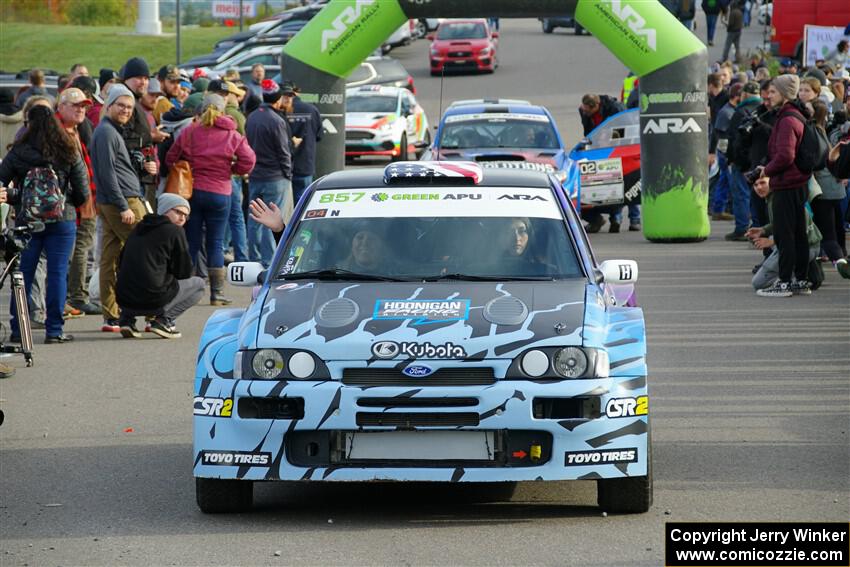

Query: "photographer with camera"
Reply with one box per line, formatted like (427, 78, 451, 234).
(725, 81, 762, 241)
(0, 105, 90, 343)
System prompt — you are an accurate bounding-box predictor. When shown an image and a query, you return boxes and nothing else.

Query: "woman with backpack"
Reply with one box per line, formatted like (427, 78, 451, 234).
(165, 93, 255, 305)
(0, 105, 90, 343)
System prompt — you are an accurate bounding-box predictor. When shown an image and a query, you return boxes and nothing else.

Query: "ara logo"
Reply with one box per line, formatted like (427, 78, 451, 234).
(320, 0, 377, 53)
(371, 341, 400, 359)
(402, 365, 435, 378)
(601, 0, 657, 51)
(642, 117, 702, 134)
(498, 194, 546, 201)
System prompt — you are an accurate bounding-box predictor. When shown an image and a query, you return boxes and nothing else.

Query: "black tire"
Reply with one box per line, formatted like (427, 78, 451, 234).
(542, 19, 554, 34)
(597, 425, 653, 514)
(196, 477, 253, 513)
(415, 20, 427, 39)
(394, 133, 408, 162)
(575, 23, 585, 36)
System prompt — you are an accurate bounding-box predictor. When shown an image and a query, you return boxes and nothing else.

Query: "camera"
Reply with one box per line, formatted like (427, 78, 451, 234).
(743, 168, 762, 185)
(129, 149, 146, 173)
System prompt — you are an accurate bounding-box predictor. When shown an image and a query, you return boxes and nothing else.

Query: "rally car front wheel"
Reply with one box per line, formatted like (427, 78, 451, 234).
(597, 426, 653, 513)
(196, 477, 253, 513)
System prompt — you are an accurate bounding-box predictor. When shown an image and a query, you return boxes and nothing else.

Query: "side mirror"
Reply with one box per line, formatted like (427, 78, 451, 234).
(577, 137, 591, 150)
(426, 32, 435, 41)
(228, 262, 267, 287)
(598, 260, 638, 284)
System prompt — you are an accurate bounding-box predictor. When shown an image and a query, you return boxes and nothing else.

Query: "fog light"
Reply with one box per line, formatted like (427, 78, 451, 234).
(251, 349, 284, 379)
(289, 352, 316, 379)
(553, 347, 588, 378)
(521, 350, 549, 377)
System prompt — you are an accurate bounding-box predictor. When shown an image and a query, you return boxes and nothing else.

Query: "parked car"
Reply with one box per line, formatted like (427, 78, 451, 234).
(538, 16, 586, 35)
(213, 3, 325, 53)
(208, 45, 283, 76)
(194, 161, 651, 515)
(428, 19, 499, 75)
(344, 85, 430, 162)
(381, 20, 415, 54)
(272, 56, 417, 94)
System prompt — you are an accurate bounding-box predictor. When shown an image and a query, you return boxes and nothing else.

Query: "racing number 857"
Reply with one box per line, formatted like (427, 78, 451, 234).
(319, 192, 365, 203)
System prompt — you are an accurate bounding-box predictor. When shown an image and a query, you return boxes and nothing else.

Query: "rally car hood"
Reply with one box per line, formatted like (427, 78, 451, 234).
(253, 280, 588, 360)
(434, 148, 564, 174)
(345, 112, 396, 130)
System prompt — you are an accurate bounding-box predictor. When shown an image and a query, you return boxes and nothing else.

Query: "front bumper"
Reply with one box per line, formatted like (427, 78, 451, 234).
(193, 376, 648, 482)
(345, 129, 399, 158)
(431, 55, 493, 72)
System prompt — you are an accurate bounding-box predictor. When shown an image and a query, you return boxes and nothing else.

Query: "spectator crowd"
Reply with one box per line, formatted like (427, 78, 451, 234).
(0, 57, 322, 361)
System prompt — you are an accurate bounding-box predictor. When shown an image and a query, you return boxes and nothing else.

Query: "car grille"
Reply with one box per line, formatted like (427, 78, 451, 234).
(342, 368, 496, 387)
(356, 412, 480, 427)
(346, 131, 374, 140)
(357, 397, 478, 408)
(448, 51, 472, 58)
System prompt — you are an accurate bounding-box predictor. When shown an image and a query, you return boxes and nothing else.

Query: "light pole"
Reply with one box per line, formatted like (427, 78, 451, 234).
(176, 0, 182, 64)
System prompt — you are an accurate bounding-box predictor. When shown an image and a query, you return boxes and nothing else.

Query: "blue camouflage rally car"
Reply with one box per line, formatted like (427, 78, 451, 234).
(193, 161, 651, 514)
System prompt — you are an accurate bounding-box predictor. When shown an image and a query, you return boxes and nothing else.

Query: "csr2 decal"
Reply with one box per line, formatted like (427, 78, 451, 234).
(193, 397, 233, 417)
(373, 299, 471, 323)
(605, 395, 648, 418)
(371, 340, 468, 359)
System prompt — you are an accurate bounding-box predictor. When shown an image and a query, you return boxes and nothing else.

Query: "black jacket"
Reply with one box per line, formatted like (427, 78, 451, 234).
(726, 96, 761, 169)
(122, 92, 155, 186)
(580, 95, 623, 137)
(116, 214, 193, 311)
(0, 141, 89, 223)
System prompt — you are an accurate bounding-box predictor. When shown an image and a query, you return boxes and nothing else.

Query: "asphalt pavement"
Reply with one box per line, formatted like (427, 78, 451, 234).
(1, 18, 848, 567)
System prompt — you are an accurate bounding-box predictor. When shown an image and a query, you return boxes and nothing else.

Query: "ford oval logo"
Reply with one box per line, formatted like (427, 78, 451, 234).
(402, 365, 434, 378)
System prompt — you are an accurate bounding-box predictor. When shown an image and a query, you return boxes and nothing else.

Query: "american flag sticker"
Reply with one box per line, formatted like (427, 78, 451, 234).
(383, 161, 483, 184)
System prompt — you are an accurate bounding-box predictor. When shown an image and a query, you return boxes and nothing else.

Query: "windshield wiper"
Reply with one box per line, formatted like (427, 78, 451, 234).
(280, 268, 409, 282)
(420, 273, 555, 282)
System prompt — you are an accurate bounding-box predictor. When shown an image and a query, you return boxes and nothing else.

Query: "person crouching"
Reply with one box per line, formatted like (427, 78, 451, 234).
(115, 194, 204, 338)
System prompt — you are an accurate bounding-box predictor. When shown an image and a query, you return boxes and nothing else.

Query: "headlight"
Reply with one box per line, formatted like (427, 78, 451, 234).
(378, 121, 394, 133)
(553, 347, 588, 378)
(479, 47, 491, 56)
(430, 49, 440, 57)
(288, 351, 316, 379)
(251, 349, 285, 379)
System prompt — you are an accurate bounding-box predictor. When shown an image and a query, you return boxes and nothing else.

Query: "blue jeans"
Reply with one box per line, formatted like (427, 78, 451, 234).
(247, 178, 289, 266)
(710, 151, 730, 214)
(730, 167, 752, 234)
(227, 177, 248, 262)
(186, 189, 230, 269)
(292, 175, 313, 209)
(611, 203, 641, 224)
(10, 220, 76, 337)
(705, 13, 718, 42)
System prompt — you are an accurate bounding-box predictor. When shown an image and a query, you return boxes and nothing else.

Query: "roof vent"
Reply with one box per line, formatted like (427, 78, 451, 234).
(483, 296, 528, 326)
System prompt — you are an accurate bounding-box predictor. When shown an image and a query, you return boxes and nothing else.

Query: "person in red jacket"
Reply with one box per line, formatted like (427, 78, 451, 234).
(754, 75, 813, 298)
(165, 93, 256, 305)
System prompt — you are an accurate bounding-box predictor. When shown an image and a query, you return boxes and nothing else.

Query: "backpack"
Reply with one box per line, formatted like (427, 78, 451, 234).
(788, 112, 829, 174)
(20, 165, 66, 223)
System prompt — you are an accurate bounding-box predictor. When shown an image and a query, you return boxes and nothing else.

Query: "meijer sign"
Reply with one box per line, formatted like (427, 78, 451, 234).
(212, 0, 256, 19)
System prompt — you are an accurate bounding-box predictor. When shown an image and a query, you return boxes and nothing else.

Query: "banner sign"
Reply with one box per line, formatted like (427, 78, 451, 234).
(212, 1, 256, 19)
(803, 25, 848, 68)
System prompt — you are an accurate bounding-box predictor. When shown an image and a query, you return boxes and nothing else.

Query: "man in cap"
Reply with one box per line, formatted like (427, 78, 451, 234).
(753, 74, 813, 297)
(89, 84, 149, 331)
(153, 65, 181, 123)
(245, 79, 293, 266)
(116, 193, 204, 339)
(56, 88, 101, 316)
(725, 81, 762, 241)
(280, 81, 322, 205)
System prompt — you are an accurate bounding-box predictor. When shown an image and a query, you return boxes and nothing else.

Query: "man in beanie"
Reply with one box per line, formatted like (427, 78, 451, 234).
(90, 84, 149, 332)
(245, 79, 293, 266)
(116, 193, 204, 339)
(754, 74, 813, 297)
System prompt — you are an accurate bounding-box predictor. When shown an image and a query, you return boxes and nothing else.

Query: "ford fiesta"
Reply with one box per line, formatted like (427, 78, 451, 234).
(344, 85, 430, 162)
(194, 161, 651, 514)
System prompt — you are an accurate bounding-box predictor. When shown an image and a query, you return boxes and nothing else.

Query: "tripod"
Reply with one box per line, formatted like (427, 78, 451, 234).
(1, 225, 36, 367)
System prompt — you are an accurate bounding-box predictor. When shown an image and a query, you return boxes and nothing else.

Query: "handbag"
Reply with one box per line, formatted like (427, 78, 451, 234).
(165, 127, 194, 200)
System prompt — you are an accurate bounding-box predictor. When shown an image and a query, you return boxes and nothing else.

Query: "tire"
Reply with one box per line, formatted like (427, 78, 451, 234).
(597, 424, 653, 514)
(575, 23, 585, 36)
(542, 19, 554, 34)
(415, 20, 427, 39)
(393, 133, 408, 162)
(196, 477, 253, 513)
(417, 130, 431, 159)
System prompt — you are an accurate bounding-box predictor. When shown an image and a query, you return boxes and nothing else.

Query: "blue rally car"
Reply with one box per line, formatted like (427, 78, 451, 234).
(193, 161, 651, 514)
(422, 99, 578, 204)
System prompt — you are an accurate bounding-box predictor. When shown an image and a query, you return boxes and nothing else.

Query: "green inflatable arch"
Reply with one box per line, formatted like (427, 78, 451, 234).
(282, 0, 709, 242)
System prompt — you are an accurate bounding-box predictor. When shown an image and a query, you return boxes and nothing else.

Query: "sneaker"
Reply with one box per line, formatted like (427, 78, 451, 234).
(44, 333, 74, 344)
(63, 304, 85, 319)
(837, 259, 850, 280)
(149, 317, 181, 339)
(724, 231, 748, 242)
(791, 280, 812, 296)
(628, 223, 641, 232)
(756, 280, 793, 298)
(69, 301, 102, 315)
(608, 221, 621, 233)
(31, 319, 45, 330)
(101, 319, 121, 333)
(120, 320, 143, 339)
(711, 212, 734, 221)
(585, 218, 605, 234)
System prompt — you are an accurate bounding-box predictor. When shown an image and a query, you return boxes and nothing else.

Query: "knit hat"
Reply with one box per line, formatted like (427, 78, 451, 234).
(147, 77, 164, 95)
(120, 57, 150, 80)
(157, 193, 191, 216)
(773, 74, 800, 100)
(192, 77, 210, 93)
(804, 68, 827, 87)
(105, 84, 135, 109)
(98, 68, 118, 89)
(201, 92, 226, 112)
(261, 79, 282, 104)
(183, 92, 204, 114)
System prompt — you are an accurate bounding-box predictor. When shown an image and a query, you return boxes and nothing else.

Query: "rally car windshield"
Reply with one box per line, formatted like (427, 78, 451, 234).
(440, 117, 560, 150)
(437, 23, 488, 40)
(275, 188, 582, 281)
(347, 95, 398, 114)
